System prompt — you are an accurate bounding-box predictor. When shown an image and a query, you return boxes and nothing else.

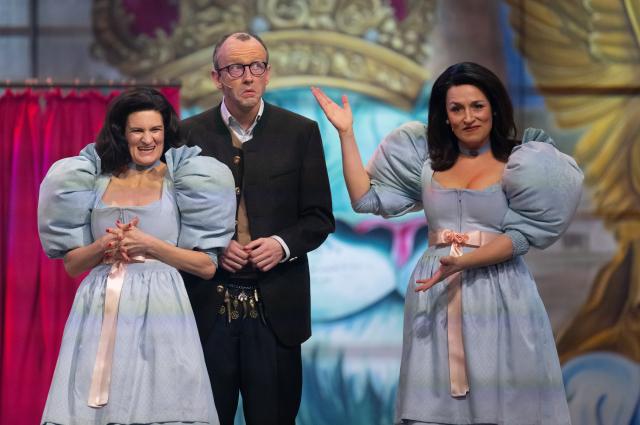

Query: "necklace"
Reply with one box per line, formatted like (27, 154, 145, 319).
(458, 141, 491, 157)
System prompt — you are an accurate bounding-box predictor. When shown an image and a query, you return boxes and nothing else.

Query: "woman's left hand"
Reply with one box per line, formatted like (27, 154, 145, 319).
(116, 218, 154, 261)
(415, 256, 464, 292)
(310, 86, 353, 134)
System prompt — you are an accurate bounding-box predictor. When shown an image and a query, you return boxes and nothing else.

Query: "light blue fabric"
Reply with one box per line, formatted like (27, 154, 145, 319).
(502, 128, 583, 256)
(353, 124, 578, 424)
(39, 144, 234, 425)
(37, 143, 101, 258)
(352, 121, 429, 217)
(165, 145, 236, 265)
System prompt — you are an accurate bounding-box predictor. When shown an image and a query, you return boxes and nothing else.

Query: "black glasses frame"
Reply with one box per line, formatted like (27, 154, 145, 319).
(216, 61, 268, 79)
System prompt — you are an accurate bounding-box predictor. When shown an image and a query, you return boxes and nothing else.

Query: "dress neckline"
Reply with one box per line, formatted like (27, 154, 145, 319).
(98, 172, 167, 208)
(97, 197, 163, 209)
(430, 172, 501, 193)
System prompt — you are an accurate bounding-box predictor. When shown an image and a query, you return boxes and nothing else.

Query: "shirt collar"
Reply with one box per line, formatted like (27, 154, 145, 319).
(220, 98, 264, 143)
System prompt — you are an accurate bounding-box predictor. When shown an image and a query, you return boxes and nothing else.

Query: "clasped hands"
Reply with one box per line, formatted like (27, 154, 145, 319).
(220, 239, 284, 273)
(101, 217, 149, 263)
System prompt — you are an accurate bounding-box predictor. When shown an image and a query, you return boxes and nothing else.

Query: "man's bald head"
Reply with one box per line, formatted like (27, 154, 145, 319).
(212, 32, 269, 70)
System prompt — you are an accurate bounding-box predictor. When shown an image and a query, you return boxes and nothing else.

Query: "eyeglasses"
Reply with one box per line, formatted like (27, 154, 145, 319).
(216, 61, 268, 79)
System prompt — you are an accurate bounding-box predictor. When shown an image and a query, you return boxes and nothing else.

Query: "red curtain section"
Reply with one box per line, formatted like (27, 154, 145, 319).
(0, 87, 180, 425)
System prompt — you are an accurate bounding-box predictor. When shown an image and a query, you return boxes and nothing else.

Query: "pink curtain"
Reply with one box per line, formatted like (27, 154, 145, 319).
(0, 87, 180, 425)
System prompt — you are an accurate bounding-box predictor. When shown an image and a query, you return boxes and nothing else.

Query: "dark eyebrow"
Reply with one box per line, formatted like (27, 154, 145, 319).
(447, 100, 486, 107)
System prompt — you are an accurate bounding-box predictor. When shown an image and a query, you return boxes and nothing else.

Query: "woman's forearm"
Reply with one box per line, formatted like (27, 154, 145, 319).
(63, 241, 107, 277)
(310, 87, 370, 202)
(146, 239, 216, 280)
(416, 234, 516, 292)
(64, 232, 217, 280)
(338, 128, 371, 203)
(459, 234, 515, 269)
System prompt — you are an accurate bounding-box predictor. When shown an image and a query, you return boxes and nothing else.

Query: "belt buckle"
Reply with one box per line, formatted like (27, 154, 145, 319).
(217, 282, 261, 322)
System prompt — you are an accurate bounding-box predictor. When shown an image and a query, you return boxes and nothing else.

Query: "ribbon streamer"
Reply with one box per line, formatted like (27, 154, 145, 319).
(428, 229, 500, 397)
(87, 261, 127, 407)
(87, 255, 145, 407)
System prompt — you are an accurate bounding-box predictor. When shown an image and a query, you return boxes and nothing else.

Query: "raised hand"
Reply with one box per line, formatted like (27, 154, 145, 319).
(415, 256, 463, 292)
(310, 86, 353, 134)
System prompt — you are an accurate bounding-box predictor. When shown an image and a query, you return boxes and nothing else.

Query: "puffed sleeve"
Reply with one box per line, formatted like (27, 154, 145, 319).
(352, 121, 429, 217)
(38, 143, 100, 258)
(502, 128, 584, 256)
(165, 146, 236, 265)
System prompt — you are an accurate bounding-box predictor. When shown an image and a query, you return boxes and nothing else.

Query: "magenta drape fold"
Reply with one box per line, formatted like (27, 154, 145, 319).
(0, 87, 180, 425)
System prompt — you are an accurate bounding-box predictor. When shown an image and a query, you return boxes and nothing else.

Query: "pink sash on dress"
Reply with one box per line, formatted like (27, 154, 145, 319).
(87, 255, 146, 408)
(429, 229, 501, 397)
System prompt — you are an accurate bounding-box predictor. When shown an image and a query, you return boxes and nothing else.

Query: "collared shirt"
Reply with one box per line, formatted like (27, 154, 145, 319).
(219, 98, 291, 262)
(220, 98, 264, 143)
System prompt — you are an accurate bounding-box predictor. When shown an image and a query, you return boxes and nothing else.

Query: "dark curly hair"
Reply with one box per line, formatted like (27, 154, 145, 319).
(95, 87, 180, 174)
(427, 62, 518, 171)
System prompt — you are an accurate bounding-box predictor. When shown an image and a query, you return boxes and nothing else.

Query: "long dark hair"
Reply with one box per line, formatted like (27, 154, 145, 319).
(95, 87, 180, 174)
(427, 62, 518, 171)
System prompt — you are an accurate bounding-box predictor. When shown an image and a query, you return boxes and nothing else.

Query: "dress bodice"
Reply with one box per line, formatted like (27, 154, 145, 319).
(423, 175, 509, 235)
(91, 175, 179, 245)
(38, 143, 236, 262)
(352, 123, 583, 256)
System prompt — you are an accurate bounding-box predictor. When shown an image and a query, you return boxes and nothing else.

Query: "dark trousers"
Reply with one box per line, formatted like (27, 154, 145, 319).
(203, 312, 302, 425)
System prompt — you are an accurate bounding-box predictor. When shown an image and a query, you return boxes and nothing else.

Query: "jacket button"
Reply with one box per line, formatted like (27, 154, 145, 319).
(216, 285, 224, 293)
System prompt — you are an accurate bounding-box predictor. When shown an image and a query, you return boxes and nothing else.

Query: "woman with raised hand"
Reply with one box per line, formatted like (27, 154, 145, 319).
(312, 62, 581, 424)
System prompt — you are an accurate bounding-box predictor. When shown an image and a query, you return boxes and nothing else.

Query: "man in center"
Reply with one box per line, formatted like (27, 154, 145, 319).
(180, 32, 335, 425)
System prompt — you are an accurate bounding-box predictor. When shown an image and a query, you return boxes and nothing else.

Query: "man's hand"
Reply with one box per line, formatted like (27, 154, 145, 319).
(220, 240, 250, 273)
(245, 237, 284, 272)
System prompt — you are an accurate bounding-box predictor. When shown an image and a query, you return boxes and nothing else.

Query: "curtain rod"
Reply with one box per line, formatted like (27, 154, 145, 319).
(0, 78, 181, 89)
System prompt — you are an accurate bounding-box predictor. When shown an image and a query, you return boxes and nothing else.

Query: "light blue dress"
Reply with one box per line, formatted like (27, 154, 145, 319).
(37, 144, 236, 425)
(353, 123, 583, 425)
